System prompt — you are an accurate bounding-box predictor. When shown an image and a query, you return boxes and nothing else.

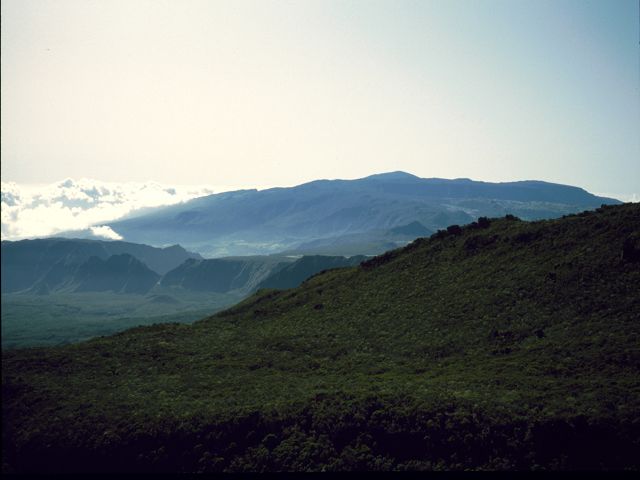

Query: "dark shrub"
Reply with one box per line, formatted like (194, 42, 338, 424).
(446, 225, 462, 236)
(477, 217, 491, 228)
(513, 231, 540, 244)
(622, 234, 640, 263)
(361, 250, 399, 270)
(464, 234, 498, 252)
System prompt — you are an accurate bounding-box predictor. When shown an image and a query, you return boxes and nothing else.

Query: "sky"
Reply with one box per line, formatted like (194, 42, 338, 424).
(1, 0, 639, 198)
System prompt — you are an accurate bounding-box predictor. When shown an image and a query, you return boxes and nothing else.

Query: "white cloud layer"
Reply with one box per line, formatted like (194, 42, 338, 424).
(90, 225, 124, 241)
(1, 178, 218, 240)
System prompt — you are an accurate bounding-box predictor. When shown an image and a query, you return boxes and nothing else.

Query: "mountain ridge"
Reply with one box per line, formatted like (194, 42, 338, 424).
(100, 172, 621, 257)
(1, 237, 373, 297)
(1, 238, 201, 292)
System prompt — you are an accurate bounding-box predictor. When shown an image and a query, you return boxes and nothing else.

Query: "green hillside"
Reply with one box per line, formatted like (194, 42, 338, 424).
(2, 203, 639, 472)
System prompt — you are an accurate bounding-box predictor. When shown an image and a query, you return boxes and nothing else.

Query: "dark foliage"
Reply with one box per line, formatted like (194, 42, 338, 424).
(477, 217, 491, 228)
(446, 225, 463, 236)
(622, 233, 640, 263)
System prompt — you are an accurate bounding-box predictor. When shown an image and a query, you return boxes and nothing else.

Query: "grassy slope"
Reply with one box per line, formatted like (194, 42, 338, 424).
(2, 204, 639, 472)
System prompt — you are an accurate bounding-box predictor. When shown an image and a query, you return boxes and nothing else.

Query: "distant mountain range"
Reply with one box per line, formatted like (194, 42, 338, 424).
(1, 238, 201, 294)
(96, 172, 621, 256)
(1, 238, 366, 296)
(159, 256, 294, 293)
(33, 253, 161, 295)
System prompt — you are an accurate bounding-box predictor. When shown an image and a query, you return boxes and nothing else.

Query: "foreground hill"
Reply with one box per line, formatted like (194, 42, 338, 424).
(2, 203, 639, 472)
(103, 172, 620, 256)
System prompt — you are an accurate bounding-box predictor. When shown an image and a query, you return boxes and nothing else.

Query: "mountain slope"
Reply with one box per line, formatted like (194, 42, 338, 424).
(283, 222, 434, 256)
(73, 254, 161, 294)
(27, 254, 160, 295)
(257, 255, 366, 290)
(159, 255, 367, 294)
(2, 203, 639, 472)
(159, 256, 294, 293)
(103, 172, 620, 256)
(1, 238, 201, 293)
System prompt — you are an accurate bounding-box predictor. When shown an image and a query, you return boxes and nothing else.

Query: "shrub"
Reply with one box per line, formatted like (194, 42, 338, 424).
(622, 234, 640, 263)
(446, 225, 462, 236)
(477, 217, 491, 228)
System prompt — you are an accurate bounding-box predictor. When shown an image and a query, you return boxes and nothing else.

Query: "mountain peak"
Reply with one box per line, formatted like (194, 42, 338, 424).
(363, 171, 420, 181)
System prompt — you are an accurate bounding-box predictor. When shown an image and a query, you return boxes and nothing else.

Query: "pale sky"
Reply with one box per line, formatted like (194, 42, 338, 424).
(1, 0, 639, 196)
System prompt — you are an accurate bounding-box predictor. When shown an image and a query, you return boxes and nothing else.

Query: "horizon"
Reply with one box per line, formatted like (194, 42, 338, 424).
(3, 169, 639, 198)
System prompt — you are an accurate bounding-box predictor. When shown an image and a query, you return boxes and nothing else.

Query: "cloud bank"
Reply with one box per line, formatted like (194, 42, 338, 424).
(1, 179, 217, 241)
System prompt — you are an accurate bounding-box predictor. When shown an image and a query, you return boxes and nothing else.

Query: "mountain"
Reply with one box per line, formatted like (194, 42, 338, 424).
(73, 254, 160, 294)
(284, 221, 434, 256)
(24, 254, 160, 295)
(100, 172, 621, 256)
(389, 221, 432, 237)
(159, 255, 366, 294)
(257, 255, 366, 290)
(1, 238, 201, 293)
(3, 203, 638, 472)
(159, 256, 294, 294)
(1, 237, 361, 296)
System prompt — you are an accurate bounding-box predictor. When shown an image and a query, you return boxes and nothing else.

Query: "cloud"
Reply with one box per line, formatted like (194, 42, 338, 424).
(1, 179, 219, 240)
(89, 226, 123, 241)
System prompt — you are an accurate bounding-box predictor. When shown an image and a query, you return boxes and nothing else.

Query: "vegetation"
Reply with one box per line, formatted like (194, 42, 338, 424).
(2, 203, 639, 472)
(1, 290, 242, 349)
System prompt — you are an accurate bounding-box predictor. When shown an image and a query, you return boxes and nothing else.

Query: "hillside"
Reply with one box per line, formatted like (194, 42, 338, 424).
(101, 172, 620, 256)
(160, 255, 368, 294)
(71, 254, 160, 294)
(283, 222, 434, 256)
(2, 203, 639, 472)
(159, 256, 294, 293)
(257, 255, 366, 290)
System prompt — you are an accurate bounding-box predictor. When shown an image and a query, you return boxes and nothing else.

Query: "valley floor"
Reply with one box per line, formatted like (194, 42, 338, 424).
(1, 290, 243, 349)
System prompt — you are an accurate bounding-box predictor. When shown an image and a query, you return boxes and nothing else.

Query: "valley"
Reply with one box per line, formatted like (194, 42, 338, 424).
(0, 291, 241, 350)
(1, 238, 368, 348)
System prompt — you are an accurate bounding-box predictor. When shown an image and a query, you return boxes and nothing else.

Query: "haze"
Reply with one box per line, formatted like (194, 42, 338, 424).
(1, 0, 638, 197)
